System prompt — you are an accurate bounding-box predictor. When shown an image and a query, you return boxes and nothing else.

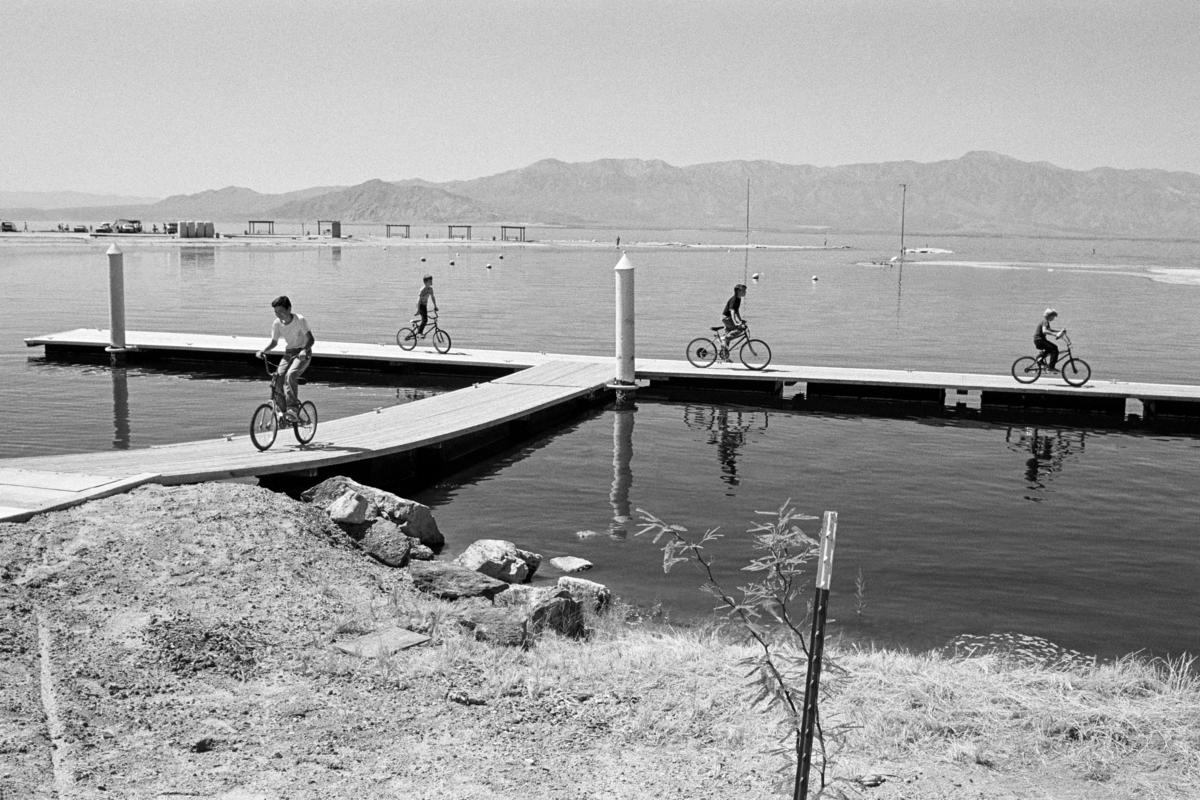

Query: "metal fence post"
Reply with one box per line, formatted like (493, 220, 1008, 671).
(797, 510, 838, 800)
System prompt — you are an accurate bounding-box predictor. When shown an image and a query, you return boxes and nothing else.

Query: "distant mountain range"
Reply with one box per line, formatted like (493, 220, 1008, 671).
(5, 152, 1200, 238)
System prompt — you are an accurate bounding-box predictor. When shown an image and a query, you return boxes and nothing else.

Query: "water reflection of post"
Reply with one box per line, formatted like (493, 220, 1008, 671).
(111, 366, 131, 449)
(609, 407, 634, 539)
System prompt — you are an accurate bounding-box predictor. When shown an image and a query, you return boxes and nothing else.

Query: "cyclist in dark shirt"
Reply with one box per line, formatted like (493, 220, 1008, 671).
(1034, 308, 1064, 371)
(720, 283, 747, 348)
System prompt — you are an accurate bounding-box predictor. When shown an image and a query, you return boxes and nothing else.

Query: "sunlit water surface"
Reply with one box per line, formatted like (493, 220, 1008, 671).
(2, 229, 1198, 658)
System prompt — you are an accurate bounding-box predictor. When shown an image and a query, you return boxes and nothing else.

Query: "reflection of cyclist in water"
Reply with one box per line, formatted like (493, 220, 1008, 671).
(1006, 426, 1085, 498)
(683, 404, 769, 491)
(713, 408, 747, 486)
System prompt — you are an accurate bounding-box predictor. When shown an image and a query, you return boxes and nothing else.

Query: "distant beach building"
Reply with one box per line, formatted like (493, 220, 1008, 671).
(318, 220, 342, 238)
(248, 220, 275, 235)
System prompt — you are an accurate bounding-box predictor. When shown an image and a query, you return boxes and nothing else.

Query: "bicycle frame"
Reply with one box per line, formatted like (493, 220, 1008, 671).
(1038, 333, 1075, 368)
(1013, 332, 1091, 387)
(719, 323, 751, 353)
(262, 355, 303, 412)
(687, 321, 772, 371)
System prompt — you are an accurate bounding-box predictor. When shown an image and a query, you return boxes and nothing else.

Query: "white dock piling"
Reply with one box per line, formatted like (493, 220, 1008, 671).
(106, 244, 127, 362)
(613, 253, 635, 391)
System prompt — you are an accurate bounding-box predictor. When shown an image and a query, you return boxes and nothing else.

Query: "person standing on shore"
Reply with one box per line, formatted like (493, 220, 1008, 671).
(256, 295, 314, 422)
(1034, 308, 1064, 371)
(415, 274, 438, 337)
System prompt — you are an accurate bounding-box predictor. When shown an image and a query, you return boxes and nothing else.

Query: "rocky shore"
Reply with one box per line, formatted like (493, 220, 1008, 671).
(1, 480, 1196, 799)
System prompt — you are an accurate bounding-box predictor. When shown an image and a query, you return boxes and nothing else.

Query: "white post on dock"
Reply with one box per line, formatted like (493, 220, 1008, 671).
(106, 244, 128, 363)
(612, 253, 636, 401)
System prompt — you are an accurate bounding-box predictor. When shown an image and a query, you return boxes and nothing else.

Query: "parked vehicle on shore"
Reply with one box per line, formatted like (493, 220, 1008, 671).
(0, 221, 17, 232)
(95, 223, 113, 233)
(113, 219, 143, 233)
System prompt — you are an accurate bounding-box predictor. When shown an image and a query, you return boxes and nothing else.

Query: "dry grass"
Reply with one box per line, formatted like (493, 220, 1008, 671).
(308, 586, 1200, 796)
(829, 645, 1200, 789)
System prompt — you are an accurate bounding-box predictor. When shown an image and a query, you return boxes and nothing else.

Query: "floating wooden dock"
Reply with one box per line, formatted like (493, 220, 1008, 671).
(0, 355, 615, 522)
(25, 328, 1200, 415)
(8, 327, 1200, 522)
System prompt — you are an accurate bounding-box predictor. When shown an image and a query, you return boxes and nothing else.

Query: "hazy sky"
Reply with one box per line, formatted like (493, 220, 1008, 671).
(5, 0, 1199, 197)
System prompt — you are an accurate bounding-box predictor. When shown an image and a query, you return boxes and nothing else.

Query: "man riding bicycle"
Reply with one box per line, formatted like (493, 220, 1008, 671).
(256, 295, 315, 423)
(719, 283, 748, 351)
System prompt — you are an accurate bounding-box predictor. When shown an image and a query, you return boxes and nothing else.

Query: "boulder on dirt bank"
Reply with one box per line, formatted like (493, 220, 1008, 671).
(454, 539, 542, 583)
(358, 520, 412, 567)
(301, 476, 443, 549)
(495, 585, 587, 639)
(557, 576, 612, 614)
(457, 607, 528, 647)
(407, 561, 508, 600)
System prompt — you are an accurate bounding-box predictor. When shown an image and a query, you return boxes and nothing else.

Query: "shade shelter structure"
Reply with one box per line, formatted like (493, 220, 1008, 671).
(248, 220, 275, 235)
(500, 226, 526, 242)
(448, 225, 472, 240)
(385, 224, 411, 238)
(317, 220, 342, 238)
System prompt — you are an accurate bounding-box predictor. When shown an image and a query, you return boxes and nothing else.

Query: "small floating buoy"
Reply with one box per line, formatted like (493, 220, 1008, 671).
(375, 407, 383, 413)
(449, 260, 455, 266)
(420, 257, 426, 262)
(751, 272, 760, 281)
(498, 254, 504, 260)
(485, 263, 492, 269)
(811, 275, 819, 282)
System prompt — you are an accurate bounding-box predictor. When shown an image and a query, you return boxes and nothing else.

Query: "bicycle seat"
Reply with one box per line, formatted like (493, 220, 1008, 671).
(710, 326, 724, 332)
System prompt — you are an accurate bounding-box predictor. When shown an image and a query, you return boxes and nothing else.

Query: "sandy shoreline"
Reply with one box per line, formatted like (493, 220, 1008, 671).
(0, 231, 851, 251)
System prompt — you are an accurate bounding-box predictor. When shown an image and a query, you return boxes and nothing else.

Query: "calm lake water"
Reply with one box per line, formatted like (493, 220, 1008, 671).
(2, 228, 1199, 659)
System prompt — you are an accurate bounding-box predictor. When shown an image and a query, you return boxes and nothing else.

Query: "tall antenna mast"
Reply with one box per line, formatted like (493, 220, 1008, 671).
(898, 182, 907, 267)
(743, 178, 751, 284)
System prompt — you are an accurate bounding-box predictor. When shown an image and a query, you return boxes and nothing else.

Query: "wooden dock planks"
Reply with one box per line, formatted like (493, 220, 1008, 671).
(0, 360, 615, 523)
(11, 327, 1200, 522)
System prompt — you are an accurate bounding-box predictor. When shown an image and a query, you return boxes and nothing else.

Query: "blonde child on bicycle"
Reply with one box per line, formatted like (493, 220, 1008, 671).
(1034, 308, 1064, 372)
(256, 295, 315, 423)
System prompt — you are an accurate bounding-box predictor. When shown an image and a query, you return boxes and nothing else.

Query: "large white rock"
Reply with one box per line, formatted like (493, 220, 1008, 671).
(328, 490, 370, 525)
(454, 539, 542, 584)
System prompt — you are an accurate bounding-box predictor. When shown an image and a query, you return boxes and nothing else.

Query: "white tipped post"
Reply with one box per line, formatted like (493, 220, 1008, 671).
(614, 253, 635, 387)
(106, 244, 127, 361)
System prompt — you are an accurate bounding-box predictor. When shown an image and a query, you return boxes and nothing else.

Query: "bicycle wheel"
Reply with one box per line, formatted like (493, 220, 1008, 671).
(686, 337, 717, 368)
(292, 401, 318, 444)
(1011, 356, 1040, 384)
(250, 403, 278, 451)
(739, 339, 772, 370)
(396, 327, 418, 350)
(432, 329, 452, 354)
(1061, 358, 1091, 387)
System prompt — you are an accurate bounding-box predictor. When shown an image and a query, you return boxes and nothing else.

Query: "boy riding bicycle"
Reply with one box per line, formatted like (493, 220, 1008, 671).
(1034, 308, 1064, 372)
(415, 274, 438, 337)
(256, 295, 315, 423)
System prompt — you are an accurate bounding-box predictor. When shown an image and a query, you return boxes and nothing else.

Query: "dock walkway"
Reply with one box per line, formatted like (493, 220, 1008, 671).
(8, 327, 1200, 522)
(0, 358, 614, 522)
